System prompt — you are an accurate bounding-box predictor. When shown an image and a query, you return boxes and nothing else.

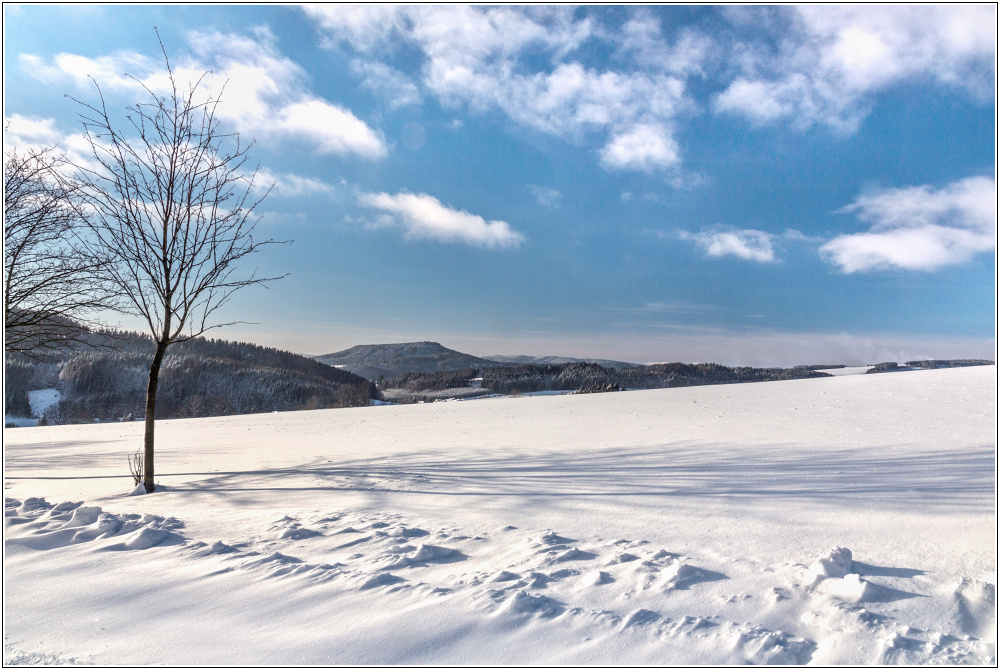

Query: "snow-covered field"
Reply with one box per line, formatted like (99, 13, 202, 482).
(4, 366, 996, 665)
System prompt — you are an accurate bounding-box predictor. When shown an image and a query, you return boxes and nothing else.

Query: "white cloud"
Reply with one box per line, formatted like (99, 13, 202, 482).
(359, 191, 525, 249)
(528, 185, 562, 207)
(351, 59, 422, 108)
(254, 169, 339, 198)
(821, 177, 996, 272)
(304, 5, 410, 53)
(3, 114, 340, 207)
(275, 99, 386, 158)
(3, 114, 63, 146)
(3, 114, 102, 174)
(618, 13, 712, 76)
(19, 29, 387, 159)
(681, 228, 777, 263)
(714, 78, 798, 125)
(306, 6, 699, 173)
(715, 5, 996, 132)
(600, 124, 679, 171)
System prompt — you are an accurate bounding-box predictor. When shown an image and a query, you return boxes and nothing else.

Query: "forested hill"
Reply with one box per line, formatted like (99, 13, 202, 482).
(313, 341, 497, 381)
(483, 354, 639, 369)
(5, 332, 378, 424)
(376, 360, 834, 403)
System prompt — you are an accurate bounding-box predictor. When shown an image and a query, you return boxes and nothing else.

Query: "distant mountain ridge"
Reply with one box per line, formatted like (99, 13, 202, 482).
(313, 341, 498, 380)
(483, 354, 639, 370)
(312, 342, 644, 380)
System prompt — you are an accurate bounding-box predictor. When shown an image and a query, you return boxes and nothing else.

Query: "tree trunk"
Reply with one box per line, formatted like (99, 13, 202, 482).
(143, 339, 169, 493)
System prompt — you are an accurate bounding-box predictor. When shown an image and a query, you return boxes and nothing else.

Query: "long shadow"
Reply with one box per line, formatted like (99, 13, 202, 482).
(858, 582, 928, 603)
(9, 440, 995, 511)
(853, 561, 927, 579)
(160, 441, 996, 508)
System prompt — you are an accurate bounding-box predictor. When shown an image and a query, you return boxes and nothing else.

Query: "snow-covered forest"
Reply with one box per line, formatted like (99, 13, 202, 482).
(4, 332, 377, 424)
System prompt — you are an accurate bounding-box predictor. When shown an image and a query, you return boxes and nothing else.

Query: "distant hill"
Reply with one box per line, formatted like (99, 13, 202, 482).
(376, 360, 834, 403)
(313, 342, 498, 381)
(867, 359, 995, 374)
(483, 354, 640, 370)
(5, 332, 378, 425)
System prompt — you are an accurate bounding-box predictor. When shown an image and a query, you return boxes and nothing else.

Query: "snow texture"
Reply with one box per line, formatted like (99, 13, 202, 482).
(3, 366, 996, 665)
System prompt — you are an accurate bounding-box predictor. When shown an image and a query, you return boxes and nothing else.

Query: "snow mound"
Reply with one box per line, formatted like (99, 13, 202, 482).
(499, 590, 565, 618)
(656, 560, 708, 591)
(5, 499, 182, 552)
(489, 570, 521, 583)
(123, 527, 168, 550)
(804, 546, 854, 586)
(356, 572, 405, 590)
(409, 543, 453, 562)
(727, 624, 817, 665)
(604, 551, 639, 565)
(816, 573, 887, 603)
(581, 570, 614, 586)
(944, 578, 997, 638)
(621, 608, 660, 627)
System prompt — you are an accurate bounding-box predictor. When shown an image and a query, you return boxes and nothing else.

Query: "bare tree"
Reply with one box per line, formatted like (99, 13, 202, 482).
(3, 143, 112, 356)
(71, 42, 283, 492)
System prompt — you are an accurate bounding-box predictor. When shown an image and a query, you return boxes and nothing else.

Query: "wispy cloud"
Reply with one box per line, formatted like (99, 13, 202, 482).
(254, 169, 340, 198)
(358, 191, 525, 249)
(20, 28, 387, 159)
(529, 185, 562, 207)
(351, 59, 422, 109)
(821, 176, 996, 272)
(680, 227, 777, 263)
(629, 301, 719, 315)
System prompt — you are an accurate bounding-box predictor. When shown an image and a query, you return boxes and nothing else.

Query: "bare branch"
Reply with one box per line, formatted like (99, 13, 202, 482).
(3, 141, 118, 356)
(65, 38, 287, 492)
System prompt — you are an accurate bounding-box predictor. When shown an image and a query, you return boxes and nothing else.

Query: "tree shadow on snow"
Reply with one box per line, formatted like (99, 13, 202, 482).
(154, 440, 994, 513)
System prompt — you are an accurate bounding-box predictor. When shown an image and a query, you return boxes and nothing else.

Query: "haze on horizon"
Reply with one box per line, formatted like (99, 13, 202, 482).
(4, 5, 996, 367)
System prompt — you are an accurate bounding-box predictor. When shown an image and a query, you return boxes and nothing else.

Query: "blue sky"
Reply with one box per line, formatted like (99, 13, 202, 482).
(4, 5, 996, 365)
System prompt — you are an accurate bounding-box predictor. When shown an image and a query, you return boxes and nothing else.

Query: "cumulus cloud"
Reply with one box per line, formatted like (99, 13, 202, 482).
(821, 177, 996, 272)
(19, 29, 386, 159)
(681, 227, 777, 263)
(600, 124, 679, 171)
(714, 5, 996, 132)
(305, 6, 697, 173)
(359, 191, 525, 249)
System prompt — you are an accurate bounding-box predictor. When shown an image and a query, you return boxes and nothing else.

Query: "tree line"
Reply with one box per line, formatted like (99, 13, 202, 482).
(481, 361, 831, 394)
(375, 361, 832, 400)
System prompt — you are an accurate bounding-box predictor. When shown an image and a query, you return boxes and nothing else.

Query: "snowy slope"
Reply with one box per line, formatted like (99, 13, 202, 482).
(3, 366, 996, 665)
